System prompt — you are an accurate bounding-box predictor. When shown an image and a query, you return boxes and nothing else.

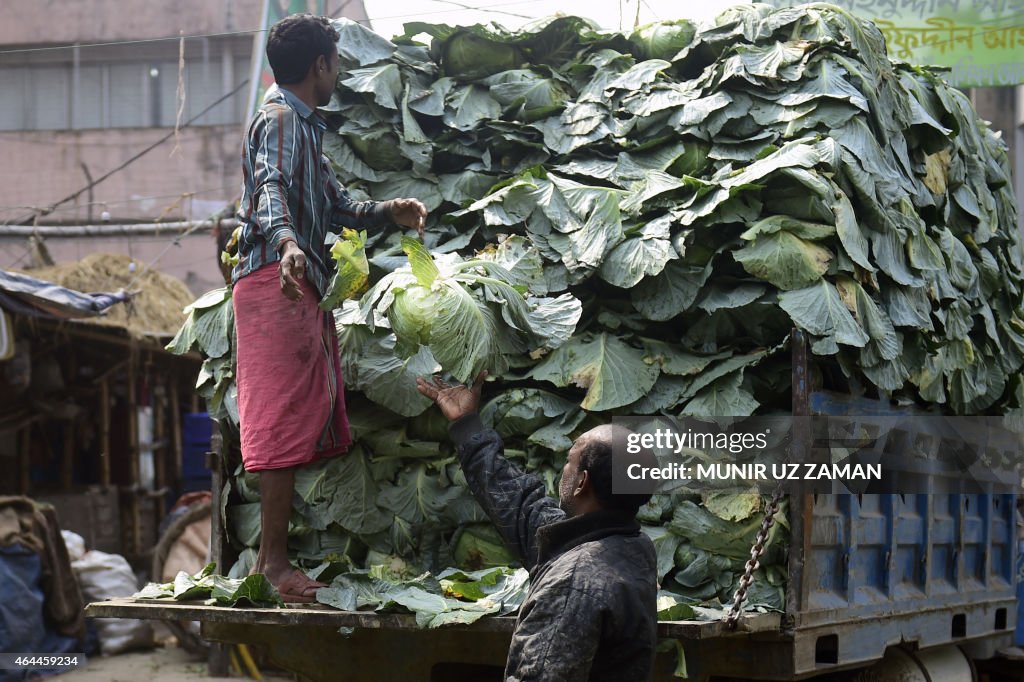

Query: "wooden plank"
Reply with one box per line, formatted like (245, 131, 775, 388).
(86, 598, 518, 633)
(85, 598, 780, 639)
(659, 612, 781, 638)
(208, 431, 229, 579)
(788, 329, 811, 623)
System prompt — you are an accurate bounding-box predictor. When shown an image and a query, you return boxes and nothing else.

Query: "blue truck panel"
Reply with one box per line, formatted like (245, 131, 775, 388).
(773, 386, 1020, 677)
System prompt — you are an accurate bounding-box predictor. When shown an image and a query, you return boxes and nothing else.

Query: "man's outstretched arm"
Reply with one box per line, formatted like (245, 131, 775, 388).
(417, 374, 564, 572)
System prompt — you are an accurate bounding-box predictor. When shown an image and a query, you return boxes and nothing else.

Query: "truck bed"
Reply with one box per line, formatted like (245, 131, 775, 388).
(86, 598, 784, 682)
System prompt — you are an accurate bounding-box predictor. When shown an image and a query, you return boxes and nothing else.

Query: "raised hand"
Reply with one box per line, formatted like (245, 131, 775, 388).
(416, 371, 487, 422)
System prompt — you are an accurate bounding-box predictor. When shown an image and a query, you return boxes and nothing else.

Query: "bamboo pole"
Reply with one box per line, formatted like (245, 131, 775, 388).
(170, 380, 182, 490)
(154, 378, 167, 528)
(154, 380, 166, 490)
(63, 344, 77, 490)
(18, 427, 30, 495)
(128, 345, 140, 557)
(128, 348, 139, 486)
(99, 378, 111, 486)
(61, 421, 74, 490)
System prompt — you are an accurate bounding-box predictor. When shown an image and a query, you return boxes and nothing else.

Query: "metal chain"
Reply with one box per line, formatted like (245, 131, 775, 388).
(725, 488, 783, 629)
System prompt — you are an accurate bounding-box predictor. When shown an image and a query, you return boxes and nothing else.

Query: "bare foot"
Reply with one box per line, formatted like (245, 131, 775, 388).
(253, 564, 327, 604)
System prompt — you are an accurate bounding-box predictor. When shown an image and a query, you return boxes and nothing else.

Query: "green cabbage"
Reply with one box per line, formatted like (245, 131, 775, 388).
(629, 20, 696, 61)
(363, 237, 582, 382)
(452, 523, 517, 570)
(389, 284, 435, 349)
(442, 31, 524, 80)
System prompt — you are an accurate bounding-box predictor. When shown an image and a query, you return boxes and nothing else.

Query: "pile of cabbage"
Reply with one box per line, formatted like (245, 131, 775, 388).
(169, 3, 1024, 621)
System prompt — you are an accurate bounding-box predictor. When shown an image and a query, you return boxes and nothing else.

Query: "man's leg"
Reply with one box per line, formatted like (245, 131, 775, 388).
(253, 466, 324, 600)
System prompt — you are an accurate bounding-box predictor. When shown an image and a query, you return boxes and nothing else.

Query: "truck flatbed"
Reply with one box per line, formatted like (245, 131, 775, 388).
(85, 596, 782, 638)
(86, 598, 784, 681)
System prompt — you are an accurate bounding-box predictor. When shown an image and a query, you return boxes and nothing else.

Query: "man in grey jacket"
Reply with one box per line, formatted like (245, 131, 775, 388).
(417, 372, 659, 681)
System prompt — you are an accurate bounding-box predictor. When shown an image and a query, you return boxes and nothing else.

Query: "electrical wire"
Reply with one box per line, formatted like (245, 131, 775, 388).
(0, 129, 235, 147)
(10, 78, 249, 226)
(0, 187, 236, 215)
(121, 200, 238, 293)
(365, 0, 549, 23)
(0, 29, 263, 56)
(428, 0, 535, 21)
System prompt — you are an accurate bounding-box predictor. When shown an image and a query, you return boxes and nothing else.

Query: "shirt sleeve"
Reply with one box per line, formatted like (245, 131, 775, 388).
(449, 414, 565, 572)
(251, 105, 299, 252)
(324, 157, 393, 230)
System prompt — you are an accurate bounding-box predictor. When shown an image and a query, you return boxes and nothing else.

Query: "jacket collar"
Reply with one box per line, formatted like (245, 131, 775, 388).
(535, 509, 641, 566)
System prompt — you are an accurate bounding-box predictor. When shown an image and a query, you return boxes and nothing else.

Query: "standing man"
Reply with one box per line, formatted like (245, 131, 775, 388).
(233, 14, 428, 602)
(417, 373, 659, 681)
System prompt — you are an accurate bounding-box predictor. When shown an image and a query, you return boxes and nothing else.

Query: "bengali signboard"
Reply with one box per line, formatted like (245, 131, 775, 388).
(766, 0, 1024, 87)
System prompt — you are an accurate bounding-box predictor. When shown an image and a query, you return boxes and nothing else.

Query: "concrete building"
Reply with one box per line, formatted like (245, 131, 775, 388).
(0, 0, 369, 293)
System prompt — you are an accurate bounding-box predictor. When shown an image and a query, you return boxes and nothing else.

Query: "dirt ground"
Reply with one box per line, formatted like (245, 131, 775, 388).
(53, 643, 294, 682)
(53, 646, 210, 682)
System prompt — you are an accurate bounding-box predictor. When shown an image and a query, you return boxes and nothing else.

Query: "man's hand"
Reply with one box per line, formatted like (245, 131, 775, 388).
(390, 198, 428, 239)
(416, 371, 487, 422)
(279, 241, 306, 302)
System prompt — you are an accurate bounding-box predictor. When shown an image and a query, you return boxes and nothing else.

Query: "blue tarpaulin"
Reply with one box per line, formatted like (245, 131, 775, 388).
(0, 545, 81, 682)
(0, 270, 129, 321)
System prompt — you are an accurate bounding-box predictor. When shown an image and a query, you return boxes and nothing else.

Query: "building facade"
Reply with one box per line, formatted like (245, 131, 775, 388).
(0, 0, 369, 293)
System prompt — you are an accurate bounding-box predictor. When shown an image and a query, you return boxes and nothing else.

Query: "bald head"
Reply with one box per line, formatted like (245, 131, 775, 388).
(559, 424, 657, 516)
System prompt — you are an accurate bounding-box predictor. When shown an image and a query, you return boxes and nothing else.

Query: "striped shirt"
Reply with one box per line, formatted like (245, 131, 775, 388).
(232, 87, 391, 297)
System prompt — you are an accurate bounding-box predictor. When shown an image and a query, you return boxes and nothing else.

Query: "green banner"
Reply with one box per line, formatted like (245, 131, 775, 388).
(766, 0, 1024, 86)
(245, 0, 329, 119)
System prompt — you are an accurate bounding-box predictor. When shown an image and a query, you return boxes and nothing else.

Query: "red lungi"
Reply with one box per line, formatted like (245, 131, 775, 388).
(233, 264, 351, 472)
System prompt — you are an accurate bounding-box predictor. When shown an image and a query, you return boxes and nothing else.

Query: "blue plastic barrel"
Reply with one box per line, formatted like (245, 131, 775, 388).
(181, 413, 213, 490)
(183, 412, 213, 447)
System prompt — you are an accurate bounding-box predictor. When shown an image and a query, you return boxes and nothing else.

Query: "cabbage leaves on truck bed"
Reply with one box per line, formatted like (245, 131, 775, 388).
(167, 3, 1024, 621)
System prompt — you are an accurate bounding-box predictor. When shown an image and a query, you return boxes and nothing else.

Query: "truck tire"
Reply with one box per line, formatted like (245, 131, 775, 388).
(848, 646, 975, 682)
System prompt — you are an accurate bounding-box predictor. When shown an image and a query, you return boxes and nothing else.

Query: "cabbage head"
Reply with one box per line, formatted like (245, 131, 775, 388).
(349, 129, 410, 171)
(389, 284, 434, 350)
(629, 20, 696, 61)
(442, 31, 524, 80)
(453, 524, 517, 570)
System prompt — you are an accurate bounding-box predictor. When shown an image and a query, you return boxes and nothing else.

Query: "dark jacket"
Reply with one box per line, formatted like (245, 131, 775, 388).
(451, 415, 658, 682)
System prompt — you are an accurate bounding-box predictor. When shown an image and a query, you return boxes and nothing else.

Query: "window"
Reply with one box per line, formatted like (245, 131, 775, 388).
(109, 63, 146, 128)
(74, 63, 105, 128)
(0, 45, 251, 131)
(0, 68, 26, 129)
